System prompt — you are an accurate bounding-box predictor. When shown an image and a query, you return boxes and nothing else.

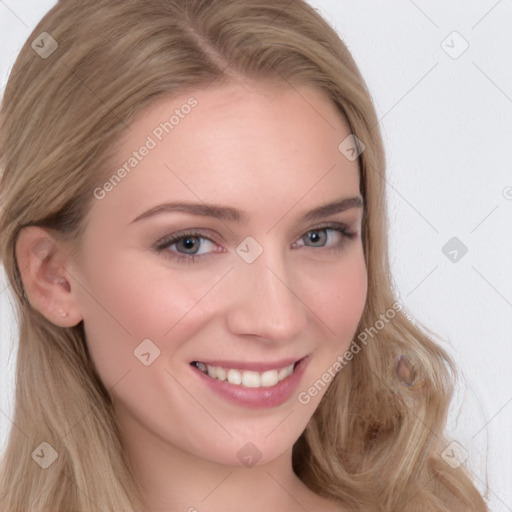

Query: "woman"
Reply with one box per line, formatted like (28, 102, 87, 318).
(0, 0, 488, 510)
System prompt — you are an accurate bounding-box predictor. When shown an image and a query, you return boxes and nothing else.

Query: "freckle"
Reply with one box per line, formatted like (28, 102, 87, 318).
(394, 354, 418, 388)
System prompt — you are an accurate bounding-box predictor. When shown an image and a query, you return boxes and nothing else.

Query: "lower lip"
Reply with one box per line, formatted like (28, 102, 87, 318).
(190, 356, 310, 409)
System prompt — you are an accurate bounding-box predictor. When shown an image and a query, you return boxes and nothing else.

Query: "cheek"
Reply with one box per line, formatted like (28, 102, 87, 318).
(308, 247, 367, 344)
(75, 250, 225, 387)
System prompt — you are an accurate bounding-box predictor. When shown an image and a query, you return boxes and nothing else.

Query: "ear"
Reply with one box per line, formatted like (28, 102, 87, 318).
(15, 226, 83, 327)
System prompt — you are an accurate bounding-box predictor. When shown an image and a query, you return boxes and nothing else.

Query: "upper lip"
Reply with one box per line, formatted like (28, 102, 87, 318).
(190, 356, 307, 372)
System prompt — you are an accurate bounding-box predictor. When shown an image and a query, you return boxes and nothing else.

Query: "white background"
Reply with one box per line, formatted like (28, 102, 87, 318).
(1, 1, 511, 510)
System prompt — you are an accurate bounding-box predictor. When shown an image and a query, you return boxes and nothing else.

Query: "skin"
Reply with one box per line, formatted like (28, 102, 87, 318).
(17, 80, 367, 512)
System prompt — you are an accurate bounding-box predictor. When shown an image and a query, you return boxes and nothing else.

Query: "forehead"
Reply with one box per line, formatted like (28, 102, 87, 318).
(90, 80, 360, 224)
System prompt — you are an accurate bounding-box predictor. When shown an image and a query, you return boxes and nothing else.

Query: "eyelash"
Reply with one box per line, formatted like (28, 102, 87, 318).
(153, 223, 357, 264)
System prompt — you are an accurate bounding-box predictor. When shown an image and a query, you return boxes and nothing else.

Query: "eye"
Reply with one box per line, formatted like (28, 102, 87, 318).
(293, 224, 355, 250)
(154, 230, 221, 263)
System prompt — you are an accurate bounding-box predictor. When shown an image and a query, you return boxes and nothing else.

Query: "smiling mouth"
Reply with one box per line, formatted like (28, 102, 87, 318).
(190, 360, 302, 388)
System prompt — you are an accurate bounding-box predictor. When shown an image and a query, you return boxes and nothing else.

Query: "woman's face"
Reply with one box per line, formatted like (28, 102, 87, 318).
(68, 80, 367, 467)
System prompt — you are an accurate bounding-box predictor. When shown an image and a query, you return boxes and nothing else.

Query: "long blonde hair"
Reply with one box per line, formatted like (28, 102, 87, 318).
(0, 1, 488, 510)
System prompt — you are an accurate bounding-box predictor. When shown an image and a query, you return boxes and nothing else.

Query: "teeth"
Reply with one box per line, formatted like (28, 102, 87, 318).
(261, 370, 279, 387)
(227, 368, 242, 385)
(278, 366, 291, 380)
(216, 367, 226, 380)
(242, 371, 260, 388)
(193, 361, 295, 388)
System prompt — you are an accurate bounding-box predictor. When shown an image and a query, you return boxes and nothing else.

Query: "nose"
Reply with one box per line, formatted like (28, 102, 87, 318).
(225, 248, 309, 343)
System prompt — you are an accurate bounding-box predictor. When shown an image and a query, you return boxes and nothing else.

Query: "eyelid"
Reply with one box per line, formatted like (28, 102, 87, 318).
(301, 220, 356, 235)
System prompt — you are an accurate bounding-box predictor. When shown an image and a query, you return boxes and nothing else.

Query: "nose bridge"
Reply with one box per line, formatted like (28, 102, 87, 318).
(226, 245, 308, 340)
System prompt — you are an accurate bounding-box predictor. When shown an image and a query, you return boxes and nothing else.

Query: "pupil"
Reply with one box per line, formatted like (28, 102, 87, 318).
(309, 230, 325, 245)
(181, 238, 198, 252)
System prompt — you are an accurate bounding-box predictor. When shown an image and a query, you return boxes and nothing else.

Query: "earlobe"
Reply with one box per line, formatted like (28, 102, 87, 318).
(15, 226, 83, 327)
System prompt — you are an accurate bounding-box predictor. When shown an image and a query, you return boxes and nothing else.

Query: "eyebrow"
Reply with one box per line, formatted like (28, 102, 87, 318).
(130, 196, 363, 224)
